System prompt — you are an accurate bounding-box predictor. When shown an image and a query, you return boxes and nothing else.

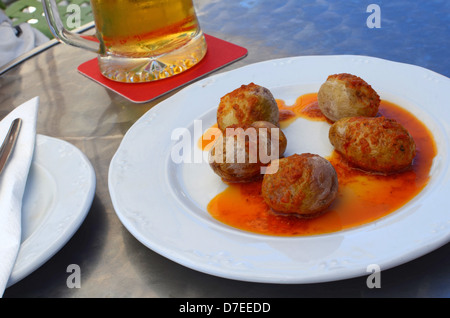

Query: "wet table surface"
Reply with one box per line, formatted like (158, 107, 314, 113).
(2, 0, 450, 297)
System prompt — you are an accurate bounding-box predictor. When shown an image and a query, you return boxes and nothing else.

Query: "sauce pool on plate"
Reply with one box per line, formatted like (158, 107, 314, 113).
(201, 93, 437, 236)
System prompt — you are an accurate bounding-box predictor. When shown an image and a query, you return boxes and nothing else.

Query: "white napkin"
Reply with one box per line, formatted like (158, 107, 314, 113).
(0, 97, 38, 296)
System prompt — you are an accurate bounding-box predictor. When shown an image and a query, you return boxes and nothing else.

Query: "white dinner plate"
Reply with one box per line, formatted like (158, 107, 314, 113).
(7, 135, 96, 287)
(108, 55, 450, 284)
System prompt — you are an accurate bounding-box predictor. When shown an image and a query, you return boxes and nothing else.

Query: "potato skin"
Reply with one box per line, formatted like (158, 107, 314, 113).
(329, 116, 416, 173)
(217, 83, 279, 131)
(261, 153, 338, 218)
(318, 73, 380, 122)
(209, 121, 287, 183)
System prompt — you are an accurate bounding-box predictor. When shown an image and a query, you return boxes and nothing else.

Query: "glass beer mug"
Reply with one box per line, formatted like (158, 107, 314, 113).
(42, 0, 207, 83)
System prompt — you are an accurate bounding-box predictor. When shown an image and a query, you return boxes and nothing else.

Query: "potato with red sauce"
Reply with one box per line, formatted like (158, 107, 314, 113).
(318, 73, 380, 122)
(217, 83, 279, 131)
(209, 121, 287, 183)
(329, 116, 416, 173)
(261, 153, 338, 218)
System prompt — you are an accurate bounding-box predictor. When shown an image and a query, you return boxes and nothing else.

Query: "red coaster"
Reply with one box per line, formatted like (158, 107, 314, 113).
(77, 34, 247, 103)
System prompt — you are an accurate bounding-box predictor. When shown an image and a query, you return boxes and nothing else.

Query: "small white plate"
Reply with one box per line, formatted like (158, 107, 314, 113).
(7, 135, 96, 287)
(109, 55, 450, 284)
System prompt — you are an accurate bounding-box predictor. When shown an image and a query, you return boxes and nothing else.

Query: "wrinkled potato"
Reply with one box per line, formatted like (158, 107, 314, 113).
(317, 73, 380, 122)
(209, 121, 287, 183)
(261, 153, 338, 218)
(217, 83, 279, 131)
(329, 116, 416, 173)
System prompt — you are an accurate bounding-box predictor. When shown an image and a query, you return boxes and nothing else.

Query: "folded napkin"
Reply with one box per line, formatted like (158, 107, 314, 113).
(0, 97, 38, 296)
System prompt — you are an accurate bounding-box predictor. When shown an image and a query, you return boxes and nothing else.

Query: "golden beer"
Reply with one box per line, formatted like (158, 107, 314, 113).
(90, 0, 207, 82)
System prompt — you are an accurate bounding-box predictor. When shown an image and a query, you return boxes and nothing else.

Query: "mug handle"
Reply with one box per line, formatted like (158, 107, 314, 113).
(42, 0, 99, 53)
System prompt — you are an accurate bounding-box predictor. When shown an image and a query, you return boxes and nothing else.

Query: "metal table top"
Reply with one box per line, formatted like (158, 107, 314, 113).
(2, 0, 449, 298)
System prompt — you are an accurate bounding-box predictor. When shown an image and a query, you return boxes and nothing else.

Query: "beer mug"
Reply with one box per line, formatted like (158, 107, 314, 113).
(42, 0, 207, 83)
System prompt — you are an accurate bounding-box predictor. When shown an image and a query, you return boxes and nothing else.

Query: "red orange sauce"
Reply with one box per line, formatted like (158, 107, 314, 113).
(201, 93, 437, 236)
